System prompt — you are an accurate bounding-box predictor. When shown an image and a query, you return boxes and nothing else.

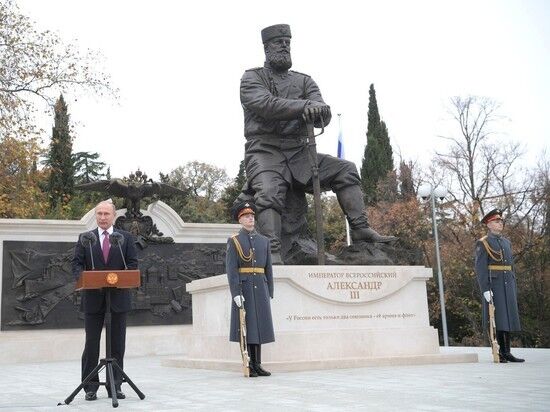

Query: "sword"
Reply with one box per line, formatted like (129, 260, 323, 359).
(305, 119, 326, 265)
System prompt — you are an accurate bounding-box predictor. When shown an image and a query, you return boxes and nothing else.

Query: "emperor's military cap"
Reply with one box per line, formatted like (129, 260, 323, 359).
(261, 24, 291, 43)
(481, 208, 504, 224)
(232, 201, 257, 221)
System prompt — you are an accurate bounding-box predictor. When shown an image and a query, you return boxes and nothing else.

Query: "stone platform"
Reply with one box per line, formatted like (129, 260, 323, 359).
(165, 265, 478, 371)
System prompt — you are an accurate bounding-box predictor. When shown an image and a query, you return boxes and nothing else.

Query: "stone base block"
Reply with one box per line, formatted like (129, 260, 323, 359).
(164, 327, 478, 372)
(0, 325, 192, 364)
(164, 353, 479, 373)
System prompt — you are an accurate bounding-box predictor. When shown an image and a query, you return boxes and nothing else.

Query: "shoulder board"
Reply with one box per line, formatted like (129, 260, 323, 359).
(289, 70, 311, 77)
(477, 235, 488, 242)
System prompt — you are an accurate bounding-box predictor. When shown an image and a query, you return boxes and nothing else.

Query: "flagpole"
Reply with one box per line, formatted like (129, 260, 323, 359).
(337, 113, 352, 246)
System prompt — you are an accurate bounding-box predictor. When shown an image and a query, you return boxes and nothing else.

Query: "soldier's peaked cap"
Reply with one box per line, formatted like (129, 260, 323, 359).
(232, 201, 257, 222)
(261, 24, 291, 43)
(481, 208, 504, 224)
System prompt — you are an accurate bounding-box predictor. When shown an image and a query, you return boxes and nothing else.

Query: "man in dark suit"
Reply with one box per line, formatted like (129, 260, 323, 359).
(72, 200, 138, 400)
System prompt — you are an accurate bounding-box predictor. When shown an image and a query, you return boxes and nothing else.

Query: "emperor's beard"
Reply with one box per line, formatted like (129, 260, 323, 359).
(266, 51, 292, 71)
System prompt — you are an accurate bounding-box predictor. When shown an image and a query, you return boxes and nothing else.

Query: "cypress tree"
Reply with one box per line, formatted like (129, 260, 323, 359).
(220, 159, 247, 213)
(366, 84, 381, 136)
(399, 160, 415, 199)
(46, 95, 74, 208)
(360, 84, 395, 204)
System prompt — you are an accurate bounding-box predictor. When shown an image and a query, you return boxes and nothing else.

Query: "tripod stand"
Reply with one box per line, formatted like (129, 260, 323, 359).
(61, 286, 145, 408)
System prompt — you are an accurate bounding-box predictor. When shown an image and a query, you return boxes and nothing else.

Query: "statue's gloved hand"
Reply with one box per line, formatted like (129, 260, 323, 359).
(234, 295, 245, 308)
(302, 103, 330, 124)
(483, 290, 493, 302)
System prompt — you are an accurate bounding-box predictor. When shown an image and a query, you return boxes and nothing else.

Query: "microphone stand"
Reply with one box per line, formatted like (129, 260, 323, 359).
(88, 240, 95, 270)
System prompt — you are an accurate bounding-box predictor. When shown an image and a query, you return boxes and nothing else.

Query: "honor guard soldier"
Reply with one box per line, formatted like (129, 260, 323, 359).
(475, 209, 524, 362)
(226, 201, 275, 377)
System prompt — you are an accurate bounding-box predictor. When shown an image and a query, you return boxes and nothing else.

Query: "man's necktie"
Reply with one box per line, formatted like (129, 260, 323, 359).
(102, 231, 110, 263)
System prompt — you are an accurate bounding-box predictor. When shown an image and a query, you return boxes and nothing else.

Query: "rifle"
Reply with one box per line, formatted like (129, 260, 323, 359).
(305, 119, 326, 265)
(238, 286, 250, 377)
(487, 267, 500, 363)
(488, 297, 500, 363)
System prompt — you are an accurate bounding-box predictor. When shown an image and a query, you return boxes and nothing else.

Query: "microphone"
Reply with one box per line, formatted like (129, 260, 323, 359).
(80, 232, 97, 270)
(109, 232, 127, 269)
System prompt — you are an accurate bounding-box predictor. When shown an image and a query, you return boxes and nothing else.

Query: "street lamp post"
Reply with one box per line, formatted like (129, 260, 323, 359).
(418, 184, 449, 347)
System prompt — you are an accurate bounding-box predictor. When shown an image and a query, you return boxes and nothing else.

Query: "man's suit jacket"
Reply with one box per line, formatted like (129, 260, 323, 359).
(72, 228, 138, 314)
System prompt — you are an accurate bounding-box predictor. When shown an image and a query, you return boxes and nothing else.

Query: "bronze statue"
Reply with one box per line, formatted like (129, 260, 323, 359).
(238, 24, 396, 264)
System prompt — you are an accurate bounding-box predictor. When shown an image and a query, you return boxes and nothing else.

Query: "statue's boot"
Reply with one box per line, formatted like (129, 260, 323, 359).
(256, 209, 284, 265)
(336, 185, 398, 243)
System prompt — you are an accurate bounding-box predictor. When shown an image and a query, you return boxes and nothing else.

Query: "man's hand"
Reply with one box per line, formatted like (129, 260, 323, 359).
(302, 103, 330, 124)
(234, 295, 245, 308)
(483, 290, 493, 303)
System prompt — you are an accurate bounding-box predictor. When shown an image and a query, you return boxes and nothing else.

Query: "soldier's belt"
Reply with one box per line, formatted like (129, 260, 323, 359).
(238, 268, 265, 275)
(488, 265, 512, 271)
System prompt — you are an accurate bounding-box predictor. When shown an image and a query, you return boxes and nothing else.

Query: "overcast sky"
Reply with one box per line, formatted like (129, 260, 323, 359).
(17, 0, 550, 180)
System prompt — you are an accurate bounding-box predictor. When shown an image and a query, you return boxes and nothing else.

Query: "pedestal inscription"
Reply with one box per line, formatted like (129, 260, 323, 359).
(284, 266, 417, 303)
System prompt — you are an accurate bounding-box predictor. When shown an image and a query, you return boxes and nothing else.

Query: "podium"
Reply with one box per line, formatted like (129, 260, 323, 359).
(75, 269, 141, 290)
(62, 270, 145, 408)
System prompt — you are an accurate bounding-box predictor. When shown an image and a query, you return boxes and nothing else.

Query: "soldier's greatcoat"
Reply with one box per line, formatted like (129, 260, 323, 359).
(226, 228, 275, 344)
(475, 232, 521, 332)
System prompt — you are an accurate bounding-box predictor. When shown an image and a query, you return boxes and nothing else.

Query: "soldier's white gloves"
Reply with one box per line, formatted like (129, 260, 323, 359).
(483, 291, 493, 303)
(234, 295, 245, 308)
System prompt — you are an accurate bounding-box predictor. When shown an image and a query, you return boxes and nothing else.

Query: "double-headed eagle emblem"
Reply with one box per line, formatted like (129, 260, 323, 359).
(76, 170, 187, 217)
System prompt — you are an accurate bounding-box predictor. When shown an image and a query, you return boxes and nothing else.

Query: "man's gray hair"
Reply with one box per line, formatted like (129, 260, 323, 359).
(95, 200, 117, 214)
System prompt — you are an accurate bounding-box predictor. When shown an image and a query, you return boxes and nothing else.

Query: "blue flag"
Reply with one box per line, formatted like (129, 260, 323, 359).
(337, 128, 344, 159)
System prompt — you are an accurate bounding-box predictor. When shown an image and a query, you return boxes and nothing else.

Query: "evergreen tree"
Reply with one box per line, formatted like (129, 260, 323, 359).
(366, 83, 381, 136)
(360, 84, 395, 204)
(220, 159, 247, 212)
(398, 160, 416, 199)
(46, 94, 74, 208)
(361, 133, 381, 202)
(378, 120, 394, 172)
(73, 151, 106, 184)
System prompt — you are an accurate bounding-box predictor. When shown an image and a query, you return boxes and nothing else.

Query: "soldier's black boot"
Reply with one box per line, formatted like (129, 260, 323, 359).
(336, 186, 398, 243)
(503, 332, 525, 363)
(253, 345, 271, 376)
(247, 344, 258, 377)
(256, 209, 284, 264)
(496, 331, 508, 363)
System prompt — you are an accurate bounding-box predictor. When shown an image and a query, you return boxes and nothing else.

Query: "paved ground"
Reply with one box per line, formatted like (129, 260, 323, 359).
(0, 346, 547, 411)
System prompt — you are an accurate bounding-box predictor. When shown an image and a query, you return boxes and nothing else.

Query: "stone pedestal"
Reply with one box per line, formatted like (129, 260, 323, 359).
(165, 265, 478, 371)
